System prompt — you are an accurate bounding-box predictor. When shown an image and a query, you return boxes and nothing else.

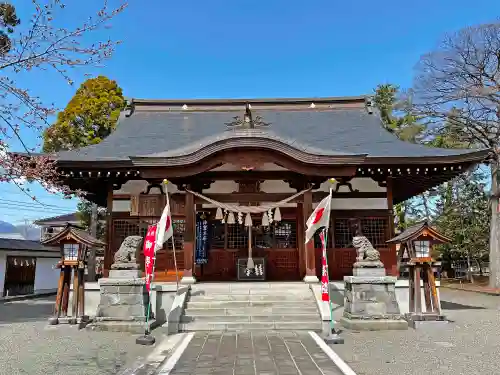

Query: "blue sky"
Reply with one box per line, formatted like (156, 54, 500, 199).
(0, 0, 498, 225)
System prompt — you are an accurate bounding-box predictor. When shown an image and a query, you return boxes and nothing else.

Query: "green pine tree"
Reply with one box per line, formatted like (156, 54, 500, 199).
(43, 75, 126, 236)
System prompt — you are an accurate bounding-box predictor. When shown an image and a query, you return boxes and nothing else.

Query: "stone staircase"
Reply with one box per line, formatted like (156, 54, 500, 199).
(179, 282, 322, 332)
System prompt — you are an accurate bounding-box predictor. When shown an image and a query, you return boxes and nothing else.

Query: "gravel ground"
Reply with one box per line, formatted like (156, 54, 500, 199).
(0, 297, 151, 375)
(332, 288, 500, 375)
(2, 289, 499, 375)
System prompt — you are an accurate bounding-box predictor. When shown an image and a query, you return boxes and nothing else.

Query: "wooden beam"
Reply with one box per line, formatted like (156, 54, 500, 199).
(104, 184, 114, 277)
(186, 170, 302, 181)
(386, 176, 397, 276)
(168, 191, 387, 204)
(303, 189, 317, 279)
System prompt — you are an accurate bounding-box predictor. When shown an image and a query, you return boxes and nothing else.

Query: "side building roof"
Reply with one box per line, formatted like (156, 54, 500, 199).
(34, 212, 79, 226)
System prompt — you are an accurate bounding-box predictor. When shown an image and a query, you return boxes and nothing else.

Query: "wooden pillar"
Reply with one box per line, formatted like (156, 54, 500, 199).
(104, 184, 114, 278)
(61, 266, 71, 316)
(53, 267, 65, 317)
(78, 268, 86, 319)
(303, 188, 318, 282)
(296, 202, 306, 278)
(70, 267, 79, 324)
(182, 188, 196, 283)
(386, 176, 397, 276)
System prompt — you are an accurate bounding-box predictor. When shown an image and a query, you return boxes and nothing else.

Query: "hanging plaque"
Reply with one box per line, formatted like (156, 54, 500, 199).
(237, 257, 266, 281)
(195, 214, 209, 264)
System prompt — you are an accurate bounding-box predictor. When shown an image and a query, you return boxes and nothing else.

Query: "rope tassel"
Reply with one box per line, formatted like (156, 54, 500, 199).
(215, 207, 223, 220)
(245, 213, 253, 227)
(274, 207, 282, 222)
(261, 211, 269, 226)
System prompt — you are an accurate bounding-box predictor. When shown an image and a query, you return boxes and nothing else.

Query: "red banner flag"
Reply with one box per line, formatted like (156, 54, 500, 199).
(319, 230, 329, 302)
(143, 225, 157, 292)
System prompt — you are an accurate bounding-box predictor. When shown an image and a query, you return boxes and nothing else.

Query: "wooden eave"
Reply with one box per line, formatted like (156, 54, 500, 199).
(363, 149, 491, 165)
(387, 222, 451, 245)
(41, 224, 105, 247)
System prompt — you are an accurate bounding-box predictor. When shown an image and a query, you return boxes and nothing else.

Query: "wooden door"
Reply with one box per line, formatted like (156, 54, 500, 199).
(3, 256, 36, 297)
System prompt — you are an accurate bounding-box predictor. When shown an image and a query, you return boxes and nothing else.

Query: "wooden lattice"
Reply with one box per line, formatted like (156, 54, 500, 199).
(210, 221, 225, 249)
(332, 217, 389, 248)
(360, 218, 389, 247)
(333, 219, 354, 248)
(226, 224, 249, 249)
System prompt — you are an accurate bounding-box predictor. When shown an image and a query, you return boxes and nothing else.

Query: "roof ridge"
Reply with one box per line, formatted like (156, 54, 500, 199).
(130, 95, 369, 106)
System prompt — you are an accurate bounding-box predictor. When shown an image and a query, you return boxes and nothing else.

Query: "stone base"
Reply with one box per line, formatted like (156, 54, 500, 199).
(87, 319, 158, 334)
(303, 275, 320, 283)
(97, 278, 150, 318)
(405, 313, 449, 329)
(180, 276, 196, 285)
(352, 267, 386, 277)
(136, 334, 156, 346)
(323, 332, 345, 344)
(95, 277, 153, 332)
(47, 314, 91, 326)
(56, 316, 76, 324)
(47, 317, 59, 325)
(340, 317, 408, 331)
(342, 276, 407, 331)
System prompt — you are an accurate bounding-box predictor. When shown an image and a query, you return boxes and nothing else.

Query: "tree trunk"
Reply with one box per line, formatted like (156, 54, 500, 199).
(466, 251, 473, 283)
(87, 203, 98, 282)
(489, 159, 500, 288)
(422, 193, 431, 221)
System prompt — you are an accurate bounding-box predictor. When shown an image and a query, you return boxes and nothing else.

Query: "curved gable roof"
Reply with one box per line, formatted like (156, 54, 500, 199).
(51, 96, 489, 164)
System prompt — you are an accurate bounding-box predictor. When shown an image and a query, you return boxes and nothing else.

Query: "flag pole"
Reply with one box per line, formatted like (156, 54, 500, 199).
(164, 180, 180, 291)
(137, 225, 157, 346)
(323, 180, 344, 344)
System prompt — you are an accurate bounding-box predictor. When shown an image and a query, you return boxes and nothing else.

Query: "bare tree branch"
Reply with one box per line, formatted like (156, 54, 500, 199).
(0, 0, 127, 200)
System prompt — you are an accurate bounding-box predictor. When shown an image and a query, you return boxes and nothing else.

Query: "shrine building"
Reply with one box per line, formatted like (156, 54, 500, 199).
(42, 96, 489, 283)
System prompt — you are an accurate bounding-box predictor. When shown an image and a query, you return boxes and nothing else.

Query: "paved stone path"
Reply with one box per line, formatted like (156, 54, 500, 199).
(159, 331, 343, 375)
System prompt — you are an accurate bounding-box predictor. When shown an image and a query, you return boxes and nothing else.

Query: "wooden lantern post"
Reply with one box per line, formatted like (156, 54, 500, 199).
(43, 224, 105, 326)
(387, 221, 451, 328)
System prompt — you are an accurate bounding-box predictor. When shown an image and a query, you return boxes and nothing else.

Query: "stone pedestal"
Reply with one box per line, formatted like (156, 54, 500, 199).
(340, 276, 408, 331)
(352, 267, 386, 277)
(88, 275, 156, 334)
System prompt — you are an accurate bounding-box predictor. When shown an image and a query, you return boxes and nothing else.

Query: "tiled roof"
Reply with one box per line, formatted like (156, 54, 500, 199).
(51, 97, 487, 163)
(0, 238, 59, 252)
(387, 221, 451, 244)
(34, 212, 79, 226)
(41, 224, 105, 247)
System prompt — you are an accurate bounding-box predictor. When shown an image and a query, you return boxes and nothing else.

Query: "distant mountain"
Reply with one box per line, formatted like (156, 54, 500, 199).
(0, 220, 26, 239)
(0, 220, 19, 234)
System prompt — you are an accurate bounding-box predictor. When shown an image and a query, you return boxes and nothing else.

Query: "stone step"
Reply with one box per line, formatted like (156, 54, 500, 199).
(186, 300, 318, 308)
(190, 283, 309, 291)
(181, 314, 320, 323)
(184, 307, 319, 316)
(188, 293, 313, 302)
(179, 321, 322, 332)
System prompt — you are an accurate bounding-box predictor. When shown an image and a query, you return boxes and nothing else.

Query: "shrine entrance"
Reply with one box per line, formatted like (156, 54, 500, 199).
(196, 212, 300, 282)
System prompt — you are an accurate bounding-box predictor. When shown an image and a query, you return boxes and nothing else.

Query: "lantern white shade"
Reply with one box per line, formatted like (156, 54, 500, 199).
(63, 243, 79, 261)
(413, 240, 430, 257)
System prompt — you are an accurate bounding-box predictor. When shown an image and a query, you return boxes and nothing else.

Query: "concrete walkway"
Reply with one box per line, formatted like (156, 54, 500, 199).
(156, 331, 346, 375)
